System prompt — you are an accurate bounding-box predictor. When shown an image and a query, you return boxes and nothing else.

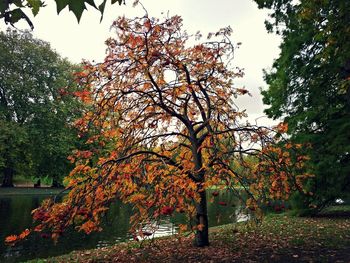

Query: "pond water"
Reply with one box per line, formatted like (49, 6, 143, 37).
(0, 191, 247, 262)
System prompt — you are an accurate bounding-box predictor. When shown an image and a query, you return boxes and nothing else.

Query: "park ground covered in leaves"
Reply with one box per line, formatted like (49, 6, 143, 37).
(28, 210, 350, 263)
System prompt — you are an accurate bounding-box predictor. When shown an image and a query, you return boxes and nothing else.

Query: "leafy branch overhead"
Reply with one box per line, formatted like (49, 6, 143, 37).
(0, 0, 124, 29)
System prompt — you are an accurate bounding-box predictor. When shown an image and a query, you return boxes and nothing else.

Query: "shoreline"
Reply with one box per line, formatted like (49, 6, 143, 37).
(0, 187, 68, 196)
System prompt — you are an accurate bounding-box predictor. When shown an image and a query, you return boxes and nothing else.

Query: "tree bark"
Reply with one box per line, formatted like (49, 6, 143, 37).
(51, 178, 63, 188)
(194, 189, 209, 247)
(341, 59, 350, 108)
(1, 167, 14, 187)
(34, 179, 41, 188)
(190, 128, 209, 246)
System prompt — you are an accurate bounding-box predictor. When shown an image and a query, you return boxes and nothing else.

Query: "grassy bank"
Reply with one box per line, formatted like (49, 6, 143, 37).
(0, 187, 67, 196)
(25, 208, 350, 263)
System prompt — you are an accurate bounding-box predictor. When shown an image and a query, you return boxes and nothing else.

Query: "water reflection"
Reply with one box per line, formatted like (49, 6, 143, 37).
(0, 191, 246, 262)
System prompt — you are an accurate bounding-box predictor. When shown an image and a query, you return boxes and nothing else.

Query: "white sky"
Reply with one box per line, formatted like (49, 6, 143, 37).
(1, 0, 281, 126)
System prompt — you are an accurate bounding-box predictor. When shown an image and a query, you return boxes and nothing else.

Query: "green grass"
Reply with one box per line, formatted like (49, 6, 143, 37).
(13, 174, 31, 185)
(24, 206, 350, 262)
(0, 187, 67, 196)
(322, 204, 350, 213)
(1, 174, 56, 187)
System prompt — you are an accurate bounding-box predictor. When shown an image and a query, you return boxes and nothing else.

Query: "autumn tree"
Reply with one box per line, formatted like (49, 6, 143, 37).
(6, 14, 311, 247)
(254, 0, 350, 212)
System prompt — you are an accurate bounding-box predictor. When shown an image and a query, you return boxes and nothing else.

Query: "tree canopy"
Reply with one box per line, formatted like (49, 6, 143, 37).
(0, 0, 125, 29)
(5, 14, 312, 246)
(254, 0, 350, 211)
(0, 29, 82, 187)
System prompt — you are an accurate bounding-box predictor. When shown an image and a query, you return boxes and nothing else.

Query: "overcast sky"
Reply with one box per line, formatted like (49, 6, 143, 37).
(1, 0, 281, 125)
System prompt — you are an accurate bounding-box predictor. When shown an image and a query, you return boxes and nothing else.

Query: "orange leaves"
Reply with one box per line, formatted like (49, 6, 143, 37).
(144, 19, 151, 31)
(236, 88, 249, 95)
(197, 224, 205, 231)
(34, 224, 44, 232)
(32, 204, 51, 222)
(129, 193, 146, 203)
(152, 25, 161, 36)
(160, 206, 174, 216)
(70, 164, 91, 175)
(5, 229, 31, 245)
(246, 198, 258, 212)
(79, 220, 101, 234)
(95, 186, 105, 202)
(276, 122, 288, 133)
(76, 150, 93, 159)
(178, 224, 188, 233)
(271, 180, 279, 190)
(5, 235, 18, 245)
(19, 229, 30, 239)
(248, 141, 313, 204)
(73, 90, 92, 103)
(128, 34, 143, 48)
(74, 70, 89, 79)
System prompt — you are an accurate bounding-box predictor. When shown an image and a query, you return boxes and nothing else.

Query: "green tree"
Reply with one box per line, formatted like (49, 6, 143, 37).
(254, 0, 350, 212)
(0, 29, 81, 187)
(0, 120, 30, 187)
(0, 0, 124, 29)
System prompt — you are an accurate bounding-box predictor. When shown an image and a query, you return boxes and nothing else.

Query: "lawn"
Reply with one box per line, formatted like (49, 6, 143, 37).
(0, 187, 67, 196)
(26, 208, 350, 262)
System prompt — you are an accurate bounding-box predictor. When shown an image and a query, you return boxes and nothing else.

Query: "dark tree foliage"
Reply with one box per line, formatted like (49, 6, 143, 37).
(0, 29, 82, 187)
(255, 0, 350, 212)
(0, 0, 124, 29)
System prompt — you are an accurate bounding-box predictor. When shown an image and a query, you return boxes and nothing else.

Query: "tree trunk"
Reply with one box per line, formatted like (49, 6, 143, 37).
(34, 179, 41, 188)
(342, 59, 350, 108)
(194, 189, 209, 246)
(51, 178, 63, 188)
(1, 167, 14, 187)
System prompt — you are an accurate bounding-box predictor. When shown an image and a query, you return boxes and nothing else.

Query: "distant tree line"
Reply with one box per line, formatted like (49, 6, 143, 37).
(0, 29, 83, 187)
